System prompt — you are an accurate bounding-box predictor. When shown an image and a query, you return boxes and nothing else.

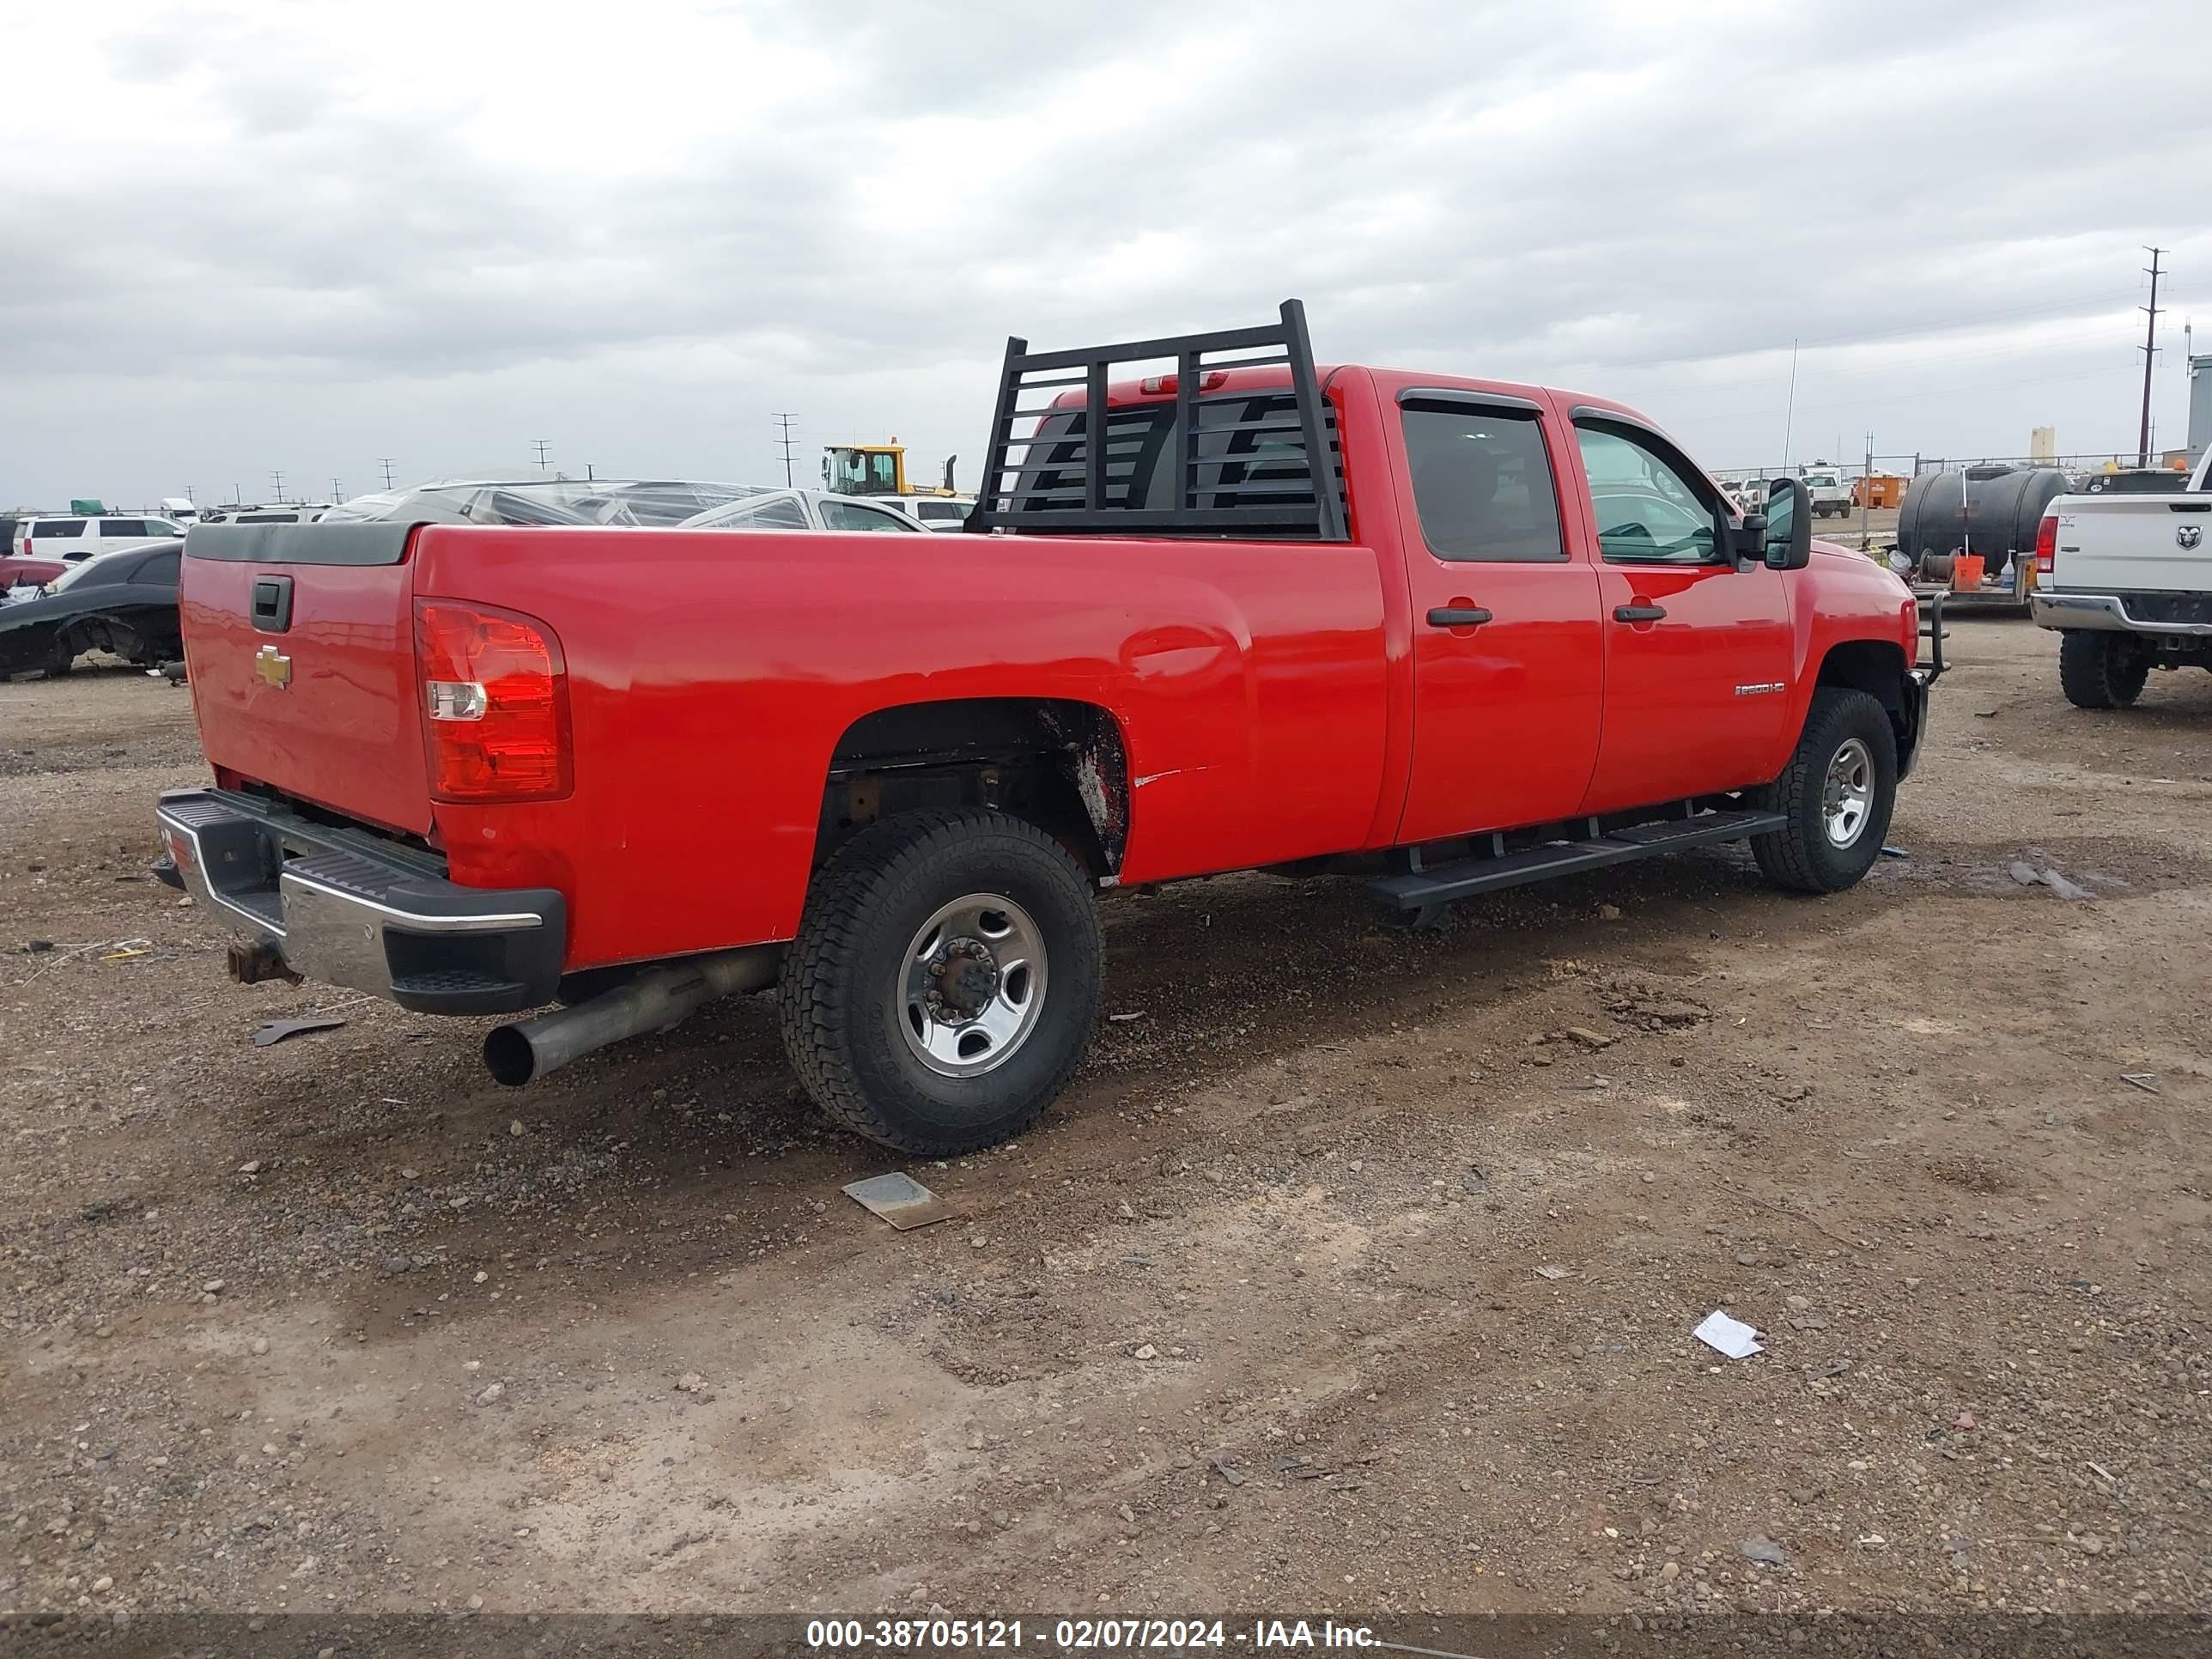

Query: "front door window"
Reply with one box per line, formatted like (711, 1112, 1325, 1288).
(1576, 428, 1720, 565)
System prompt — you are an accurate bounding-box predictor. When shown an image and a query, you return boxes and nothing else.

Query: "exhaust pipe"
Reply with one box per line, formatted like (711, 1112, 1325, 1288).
(483, 945, 781, 1087)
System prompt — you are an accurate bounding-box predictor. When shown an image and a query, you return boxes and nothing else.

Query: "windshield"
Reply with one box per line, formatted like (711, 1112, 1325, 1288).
(679, 493, 812, 530)
(823, 450, 901, 495)
(320, 479, 768, 527)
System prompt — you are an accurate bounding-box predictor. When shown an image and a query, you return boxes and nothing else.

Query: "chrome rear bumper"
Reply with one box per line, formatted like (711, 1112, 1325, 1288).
(155, 789, 565, 1015)
(2030, 592, 2212, 636)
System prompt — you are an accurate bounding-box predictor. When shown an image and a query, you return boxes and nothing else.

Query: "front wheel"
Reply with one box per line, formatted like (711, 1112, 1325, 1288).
(779, 808, 1103, 1155)
(1751, 688, 1898, 895)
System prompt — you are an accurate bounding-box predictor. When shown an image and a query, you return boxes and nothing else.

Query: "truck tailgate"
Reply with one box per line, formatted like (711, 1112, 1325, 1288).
(2055, 495, 2212, 592)
(180, 523, 434, 836)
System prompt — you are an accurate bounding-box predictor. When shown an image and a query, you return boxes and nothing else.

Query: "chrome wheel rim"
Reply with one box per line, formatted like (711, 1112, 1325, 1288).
(896, 893, 1048, 1078)
(1822, 737, 1875, 848)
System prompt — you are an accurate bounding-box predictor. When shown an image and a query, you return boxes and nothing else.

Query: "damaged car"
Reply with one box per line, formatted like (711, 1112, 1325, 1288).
(0, 541, 182, 677)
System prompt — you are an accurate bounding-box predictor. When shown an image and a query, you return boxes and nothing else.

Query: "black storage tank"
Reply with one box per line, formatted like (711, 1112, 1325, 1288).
(1896, 466, 2068, 572)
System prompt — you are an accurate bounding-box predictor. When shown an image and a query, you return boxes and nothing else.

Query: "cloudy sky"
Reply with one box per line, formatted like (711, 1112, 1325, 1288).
(3, 0, 2206, 509)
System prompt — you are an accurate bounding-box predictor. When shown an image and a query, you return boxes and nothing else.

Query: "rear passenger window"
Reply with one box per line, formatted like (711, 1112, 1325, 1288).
(33, 520, 88, 538)
(100, 519, 150, 538)
(137, 550, 181, 586)
(1400, 404, 1565, 562)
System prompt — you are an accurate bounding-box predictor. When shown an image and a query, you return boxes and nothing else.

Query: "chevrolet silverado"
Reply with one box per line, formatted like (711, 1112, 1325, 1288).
(158, 302, 1940, 1155)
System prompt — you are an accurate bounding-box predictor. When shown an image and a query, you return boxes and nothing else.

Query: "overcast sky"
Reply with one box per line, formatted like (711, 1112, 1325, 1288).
(3, 0, 2206, 509)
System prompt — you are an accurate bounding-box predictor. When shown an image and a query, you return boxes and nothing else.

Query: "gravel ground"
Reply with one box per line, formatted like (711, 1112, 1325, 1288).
(1, 625, 2208, 1632)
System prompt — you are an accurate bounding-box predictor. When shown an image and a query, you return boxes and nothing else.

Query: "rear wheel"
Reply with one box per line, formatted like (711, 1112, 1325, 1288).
(2057, 631, 2148, 709)
(779, 808, 1103, 1155)
(1752, 687, 1898, 895)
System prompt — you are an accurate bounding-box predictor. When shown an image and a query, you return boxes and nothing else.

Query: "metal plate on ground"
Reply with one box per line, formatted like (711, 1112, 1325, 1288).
(844, 1172, 958, 1231)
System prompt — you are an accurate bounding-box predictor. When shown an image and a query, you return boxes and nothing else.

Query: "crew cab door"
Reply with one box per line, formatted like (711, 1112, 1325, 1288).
(1392, 392, 1605, 844)
(1566, 417, 1791, 815)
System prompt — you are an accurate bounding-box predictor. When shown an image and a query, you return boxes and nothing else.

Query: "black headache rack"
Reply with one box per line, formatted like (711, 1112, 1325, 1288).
(967, 298, 1349, 541)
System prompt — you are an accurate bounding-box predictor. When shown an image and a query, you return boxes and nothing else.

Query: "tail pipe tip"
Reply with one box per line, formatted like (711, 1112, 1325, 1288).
(483, 945, 781, 1087)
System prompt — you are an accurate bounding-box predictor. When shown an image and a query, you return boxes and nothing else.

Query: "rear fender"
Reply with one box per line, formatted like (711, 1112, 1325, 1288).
(819, 697, 1132, 879)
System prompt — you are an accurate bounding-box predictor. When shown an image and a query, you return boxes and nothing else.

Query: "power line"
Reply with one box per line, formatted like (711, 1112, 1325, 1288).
(531, 439, 552, 469)
(773, 413, 799, 488)
(2139, 246, 2166, 467)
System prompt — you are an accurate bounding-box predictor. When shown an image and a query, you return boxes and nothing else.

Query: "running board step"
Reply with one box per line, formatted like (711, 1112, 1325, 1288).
(1368, 809, 1789, 914)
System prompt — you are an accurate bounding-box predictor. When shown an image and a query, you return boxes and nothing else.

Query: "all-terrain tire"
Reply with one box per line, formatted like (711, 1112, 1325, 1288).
(1751, 687, 1898, 895)
(2057, 631, 2148, 709)
(778, 807, 1103, 1156)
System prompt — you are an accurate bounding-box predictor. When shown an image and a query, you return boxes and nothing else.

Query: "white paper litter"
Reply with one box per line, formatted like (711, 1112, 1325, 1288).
(1693, 1309, 1763, 1358)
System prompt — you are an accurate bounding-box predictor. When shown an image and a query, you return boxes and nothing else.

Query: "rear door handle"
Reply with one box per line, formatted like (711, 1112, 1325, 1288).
(1613, 604, 1667, 623)
(1426, 606, 1493, 628)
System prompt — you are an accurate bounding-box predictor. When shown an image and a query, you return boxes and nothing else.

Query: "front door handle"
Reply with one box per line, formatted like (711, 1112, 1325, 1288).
(1613, 604, 1667, 623)
(1426, 605, 1493, 628)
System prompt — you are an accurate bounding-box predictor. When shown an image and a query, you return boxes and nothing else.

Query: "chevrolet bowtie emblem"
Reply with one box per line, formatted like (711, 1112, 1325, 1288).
(254, 644, 292, 689)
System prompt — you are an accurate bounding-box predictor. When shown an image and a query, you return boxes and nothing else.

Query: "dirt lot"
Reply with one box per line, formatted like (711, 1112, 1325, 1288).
(3, 620, 2208, 1628)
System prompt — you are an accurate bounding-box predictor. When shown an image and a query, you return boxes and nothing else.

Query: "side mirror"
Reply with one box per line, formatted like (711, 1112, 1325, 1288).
(1763, 477, 1813, 570)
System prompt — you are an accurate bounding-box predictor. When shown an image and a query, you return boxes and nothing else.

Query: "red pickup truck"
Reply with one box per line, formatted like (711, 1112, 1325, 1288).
(158, 303, 1939, 1155)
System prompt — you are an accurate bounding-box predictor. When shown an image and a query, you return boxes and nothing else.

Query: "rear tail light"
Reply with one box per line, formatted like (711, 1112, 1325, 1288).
(413, 599, 572, 802)
(2034, 510, 2057, 575)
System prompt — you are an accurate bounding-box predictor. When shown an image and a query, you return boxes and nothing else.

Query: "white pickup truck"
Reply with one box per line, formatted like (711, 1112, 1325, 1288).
(1798, 466, 1854, 519)
(2031, 452, 2212, 707)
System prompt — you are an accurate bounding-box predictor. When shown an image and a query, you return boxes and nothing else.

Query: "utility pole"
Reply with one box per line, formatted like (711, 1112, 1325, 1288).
(2139, 246, 2165, 468)
(330, 477, 343, 502)
(774, 413, 799, 487)
(1860, 431, 1874, 550)
(530, 439, 553, 469)
(379, 457, 397, 490)
(270, 469, 285, 504)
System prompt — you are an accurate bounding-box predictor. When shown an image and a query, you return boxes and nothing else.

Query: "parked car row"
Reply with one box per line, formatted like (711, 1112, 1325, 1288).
(6, 512, 188, 585)
(2, 477, 954, 678)
(317, 478, 934, 533)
